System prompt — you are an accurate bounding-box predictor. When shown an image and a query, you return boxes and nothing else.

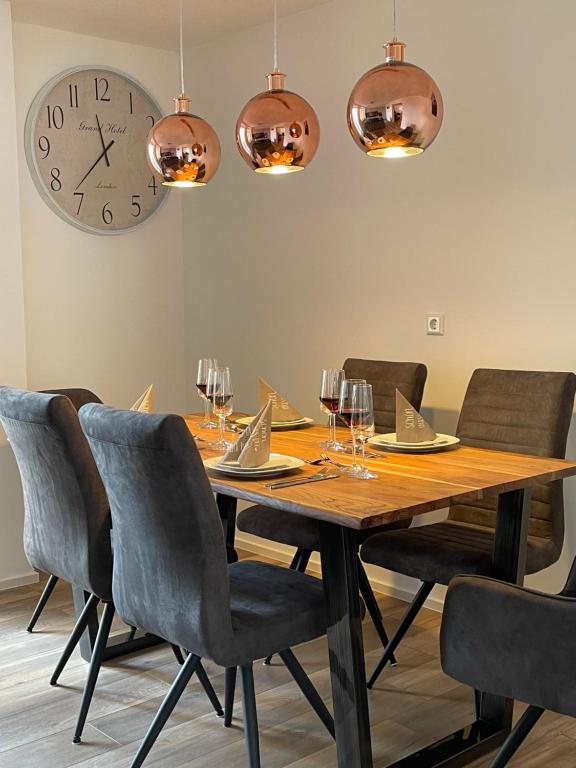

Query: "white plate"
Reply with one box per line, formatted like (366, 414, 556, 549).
(204, 453, 304, 478)
(368, 433, 460, 453)
(235, 416, 314, 431)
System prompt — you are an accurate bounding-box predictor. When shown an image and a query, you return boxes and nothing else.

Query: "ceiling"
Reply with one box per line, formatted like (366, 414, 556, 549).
(11, 0, 332, 50)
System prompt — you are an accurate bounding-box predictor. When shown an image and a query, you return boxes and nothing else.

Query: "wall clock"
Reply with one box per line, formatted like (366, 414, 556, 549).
(24, 66, 168, 235)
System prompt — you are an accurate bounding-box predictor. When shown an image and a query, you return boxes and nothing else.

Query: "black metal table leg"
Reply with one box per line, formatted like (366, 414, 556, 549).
(217, 493, 238, 563)
(319, 521, 373, 768)
(386, 488, 532, 768)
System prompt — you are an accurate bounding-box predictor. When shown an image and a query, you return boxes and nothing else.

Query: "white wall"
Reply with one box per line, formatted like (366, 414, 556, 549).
(0, 0, 32, 588)
(13, 22, 186, 413)
(0, 21, 187, 586)
(183, 0, 576, 602)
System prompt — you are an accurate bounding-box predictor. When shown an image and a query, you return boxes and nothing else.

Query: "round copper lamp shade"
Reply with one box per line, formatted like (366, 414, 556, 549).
(147, 97, 221, 187)
(347, 41, 443, 158)
(236, 71, 320, 175)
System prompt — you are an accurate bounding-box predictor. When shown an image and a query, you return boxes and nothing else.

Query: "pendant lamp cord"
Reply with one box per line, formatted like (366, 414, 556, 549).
(273, 0, 278, 71)
(393, 0, 397, 40)
(179, 0, 185, 94)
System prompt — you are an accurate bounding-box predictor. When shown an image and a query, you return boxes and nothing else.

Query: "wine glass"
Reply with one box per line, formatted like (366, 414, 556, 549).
(196, 358, 218, 428)
(338, 378, 366, 474)
(207, 366, 234, 450)
(319, 368, 345, 451)
(351, 382, 377, 479)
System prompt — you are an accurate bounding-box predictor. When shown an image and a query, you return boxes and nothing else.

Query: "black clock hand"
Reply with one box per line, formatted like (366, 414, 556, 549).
(75, 139, 115, 190)
(95, 114, 111, 167)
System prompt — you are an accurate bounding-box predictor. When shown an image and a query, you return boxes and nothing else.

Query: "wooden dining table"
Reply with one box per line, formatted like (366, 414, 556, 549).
(185, 414, 576, 768)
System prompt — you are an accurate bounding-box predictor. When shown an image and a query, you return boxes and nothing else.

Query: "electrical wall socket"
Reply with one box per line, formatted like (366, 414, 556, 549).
(426, 314, 445, 336)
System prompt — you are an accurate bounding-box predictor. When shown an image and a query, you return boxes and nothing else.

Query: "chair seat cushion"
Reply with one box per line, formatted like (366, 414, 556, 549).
(237, 505, 411, 552)
(226, 561, 327, 667)
(360, 520, 554, 586)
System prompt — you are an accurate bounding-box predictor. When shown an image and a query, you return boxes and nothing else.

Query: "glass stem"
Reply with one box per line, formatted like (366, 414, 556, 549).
(219, 414, 225, 445)
(351, 429, 357, 466)
(329, 413, 336, 445)
(361, 439, 366, 472)
(204, 397, 211, 423)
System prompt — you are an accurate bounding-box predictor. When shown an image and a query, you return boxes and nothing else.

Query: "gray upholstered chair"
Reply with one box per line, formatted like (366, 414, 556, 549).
(0, 387, 116, 743)
(79, 403, 335, 768)
(0, 387, 222, 745)
(441, 557, 576, 767)
(361, 368, 576, 688)
(25, 388, 103, 632)
(237, 358, 427, 663)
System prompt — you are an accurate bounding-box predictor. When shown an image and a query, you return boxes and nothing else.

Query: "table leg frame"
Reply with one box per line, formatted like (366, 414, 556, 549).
(319, 521, 373, 768)
(386, 487, 531, 768)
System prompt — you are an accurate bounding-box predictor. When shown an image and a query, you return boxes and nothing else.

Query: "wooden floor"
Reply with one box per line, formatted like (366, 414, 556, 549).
(1, 556, 575, 768)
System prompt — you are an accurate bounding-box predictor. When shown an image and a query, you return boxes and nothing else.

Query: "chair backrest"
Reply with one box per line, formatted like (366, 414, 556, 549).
(342, 358, 428, 432)
(40, 388, 102, 410)
(0, 387, 112, 599)
(79, 404, 234, 662)
(449, 369, 576, 561)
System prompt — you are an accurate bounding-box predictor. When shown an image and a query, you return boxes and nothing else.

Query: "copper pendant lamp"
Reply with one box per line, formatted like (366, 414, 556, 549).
(236, 0, 320, 175)
(146, 0, 221, 187)
(347, 0, 443, 158)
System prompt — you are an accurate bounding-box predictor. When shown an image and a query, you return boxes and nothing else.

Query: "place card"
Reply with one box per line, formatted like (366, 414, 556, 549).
(130, 384, 154, 413)
(395, 389, 436, 443)
(223, 399, 272, 467)
(258, 377, 303, 423)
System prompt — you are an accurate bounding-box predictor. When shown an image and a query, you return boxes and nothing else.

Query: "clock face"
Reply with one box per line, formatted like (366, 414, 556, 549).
(25, 67, 168, 235)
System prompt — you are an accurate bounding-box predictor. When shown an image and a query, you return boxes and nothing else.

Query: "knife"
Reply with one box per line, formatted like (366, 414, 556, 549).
(265, 473, 340, 490)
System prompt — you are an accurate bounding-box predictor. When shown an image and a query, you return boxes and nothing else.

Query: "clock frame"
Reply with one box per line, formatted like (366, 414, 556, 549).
(24, 65, 168, 236)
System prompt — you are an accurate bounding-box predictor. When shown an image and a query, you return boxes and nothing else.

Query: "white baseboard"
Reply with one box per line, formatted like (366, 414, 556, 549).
(235, 532, 445, 613)
(0, 571, 39, 591)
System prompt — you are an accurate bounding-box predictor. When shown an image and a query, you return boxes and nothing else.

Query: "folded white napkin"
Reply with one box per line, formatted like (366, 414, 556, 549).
(395, 389, 436, 443)
(258, 377, 303, 423)
(222, 400, 272, 468)
(130, 384, 154, 413)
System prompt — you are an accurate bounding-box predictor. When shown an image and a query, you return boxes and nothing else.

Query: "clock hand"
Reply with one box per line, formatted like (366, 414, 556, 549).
(75, 139, 115, 191)
(95, 114, 111, 167)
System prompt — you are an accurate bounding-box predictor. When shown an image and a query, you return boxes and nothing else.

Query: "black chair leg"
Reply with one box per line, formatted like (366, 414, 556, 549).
(367, 581, 434, 689)
(51, 593, 100, 686)
(473, 689, 483, 720)
(171, 644, 185, 665)
(130, 653, 201, 768)
(264, 549, 311, 666)
(27, 574, 59, 632)
(240, 664, 261, 768)
(224, 666, 237, 727)
(490, 706, 544, 768)
(279, 649, 335, 738)
(297, 550, 312, 572)
(357, 558, 397, 665)
(73, 601, 115, 743)
(196, 661, 224, 717)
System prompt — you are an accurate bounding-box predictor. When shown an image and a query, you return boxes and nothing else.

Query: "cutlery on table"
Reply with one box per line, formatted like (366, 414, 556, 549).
(265, 468, 340, 490)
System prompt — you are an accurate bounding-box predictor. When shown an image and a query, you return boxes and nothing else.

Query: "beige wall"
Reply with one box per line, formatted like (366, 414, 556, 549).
(0, 22, 187, 586)
(0, 0, 31, 587)
(183, 0, 576, 601)
(13, 22, 186, 413)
